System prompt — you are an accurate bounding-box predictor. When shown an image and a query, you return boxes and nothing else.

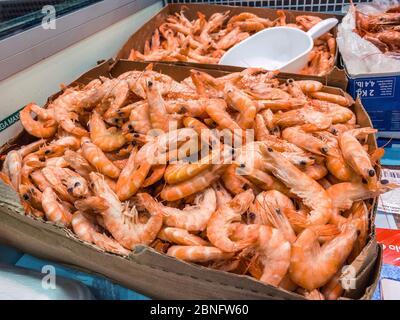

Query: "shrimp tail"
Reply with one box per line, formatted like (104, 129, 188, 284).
(309, 224, 340, 237)
(284, 208, 309, 229)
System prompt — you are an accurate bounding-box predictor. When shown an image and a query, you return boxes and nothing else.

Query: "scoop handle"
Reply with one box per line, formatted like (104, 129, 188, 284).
(306, 18, 338, 40)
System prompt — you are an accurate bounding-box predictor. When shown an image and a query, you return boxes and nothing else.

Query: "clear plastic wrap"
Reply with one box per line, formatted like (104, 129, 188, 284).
(337, 0, 400, 76)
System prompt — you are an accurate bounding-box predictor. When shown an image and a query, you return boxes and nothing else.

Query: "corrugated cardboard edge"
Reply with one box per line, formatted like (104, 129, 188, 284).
(115, 3, 347, 89)
(0, 60, 381, 300)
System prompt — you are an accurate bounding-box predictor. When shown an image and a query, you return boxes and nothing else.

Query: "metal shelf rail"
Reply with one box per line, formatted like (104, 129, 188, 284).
(166, 0, 372, 13)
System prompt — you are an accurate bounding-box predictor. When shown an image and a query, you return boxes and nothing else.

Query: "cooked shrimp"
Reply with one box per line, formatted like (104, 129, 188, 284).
(167, 245, 233, 263)
(289, 223, 358, 291)
(160, 165, 226, 201)
(260, 145, 334, 225)
(207, 189, 257, 252)
(41, 187, 72, 226)
(205, 98, 243, 134)
(81, 137, 120, 179)
(282, 126, 332, 156)
(122, 102, 152, 135)
(339, 128, 378, 191)
(250, 190, 297, 244)
(224, 84, 257, 129)
(146, 80, 180, 132)
(89, 111, 126, 152)
(116, 147, 151, 201)
(296, 80, 323, 92)
(20, 103, 57, 138)
(253, 225, 291, 287)
(90, 173, 162, 249)
(72, 211, 130, 255)
(2, 150, 22, 190)
(309, 91, 352, 107)
(158, 227, 209, 246)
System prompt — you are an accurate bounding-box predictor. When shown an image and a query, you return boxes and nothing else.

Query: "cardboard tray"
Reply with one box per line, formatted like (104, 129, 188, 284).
(116, 3, 348, 90)
(0, 60, 381, 300)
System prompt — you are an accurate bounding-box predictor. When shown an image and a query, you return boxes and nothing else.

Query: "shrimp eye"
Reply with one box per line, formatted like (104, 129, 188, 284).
(381, 179, 389, 185)
(74, 182, 81, 188)
(67, 187, 74, 194)
(320, 147, 329, 154)
(128, 124, 133, 130)
(147, 80, 153, 87)
(179, 107, 187, 114)
(361, 178, 368, 184)
(44, 149, 51, 155)
(134, 133, 140, 138)
(287, 79, 294, 84)
(117, 111, 124, 116)
(275, 208, 281, 215)
(248, 212, 256, 221)
(331, 128, 338, 135)
(239, 163, 245, 168)
(23, 194, 30, 201)
(273, 127, 279, 133)
(267, 147, 273, 152)
(368, 169, 375, 177)
(300, 160, 307, 166)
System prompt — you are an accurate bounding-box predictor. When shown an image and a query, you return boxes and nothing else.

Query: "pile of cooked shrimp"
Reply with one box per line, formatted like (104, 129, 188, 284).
(1, 66, 394, 300)
(128, 9, 336, 76)
(355, 4, 400, 56)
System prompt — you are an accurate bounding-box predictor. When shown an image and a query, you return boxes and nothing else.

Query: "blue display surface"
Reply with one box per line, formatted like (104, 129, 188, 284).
(0, 244, 149, 300)
(348, 74, 400, 133)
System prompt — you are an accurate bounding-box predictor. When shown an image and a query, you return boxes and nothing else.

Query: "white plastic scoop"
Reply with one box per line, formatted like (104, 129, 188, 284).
(219, 18, 338, 73)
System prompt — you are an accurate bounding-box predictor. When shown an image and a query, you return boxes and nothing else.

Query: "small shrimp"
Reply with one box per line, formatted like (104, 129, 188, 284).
(310, 91, 352, 107)
(158, 188, 216, 232)
(274, 106, 332, 130)
(47, 166, 89, 198)
(303, 163, 328, 180)
(339, 128, 378, 191)
(2, 150, 22, 190)
(74, 196, 109, 214)
(253, 225, 291, 287)
(254, 114, 271, 141)
(256, 98, 307, 112)
(142, 164, 166, 188)
(282, 126, 332, 156)
(121, 102, 152, 135)
(41, 187, 72, 226)
(205, 99, 243, 134)
(116, 147, 151, 201)
(260, 145, 334, 225)
(90, 173, 163, 249)
(289, 223, 358, 291)
(221, 164, 252, 195)
(161, 165, 226, 201)
(30, 170, 51, 192)
(20, 103, 57, 138)
(250, 190, 297, 244)
(63, 150, 93, 180)
(72, 212, 130, 255)
(89, 111, 126, 152)
(146, 80, 180, 132)
(224, 84, 257, 130)
(158, 227, 209, 246)
(296, 80, 323, 93)
(327, 181, 392, 212)
(167, 245, 233, 263)
(315, 131, 355, 181)
(207, 189, 257, 253)
(81, 137, 120, 179)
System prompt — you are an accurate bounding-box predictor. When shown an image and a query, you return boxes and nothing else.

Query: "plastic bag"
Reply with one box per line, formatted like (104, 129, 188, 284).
(337, 0, 400, 76)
